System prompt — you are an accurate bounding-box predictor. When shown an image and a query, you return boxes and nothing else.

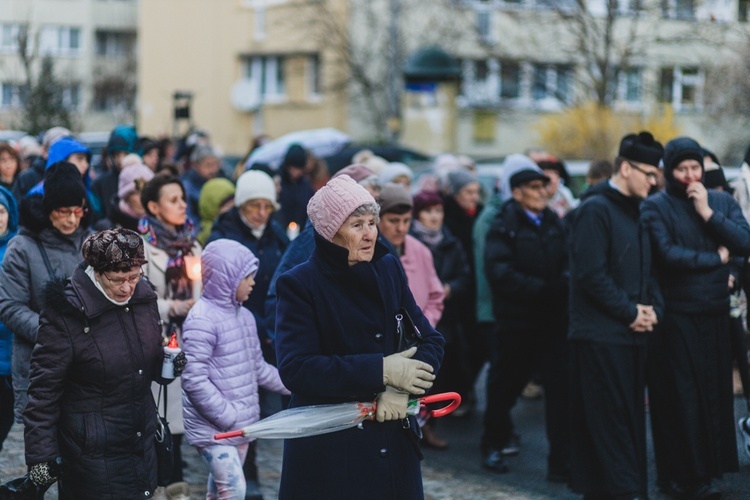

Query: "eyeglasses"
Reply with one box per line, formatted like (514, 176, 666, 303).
(52, 207, 88, 218)
(103, 270, 144, 287)
(626, 161, 659, 182)
(242, 201, 275, 213)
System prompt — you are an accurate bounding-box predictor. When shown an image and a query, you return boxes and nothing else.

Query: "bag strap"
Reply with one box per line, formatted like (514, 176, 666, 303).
(156, 384, 168, 418)
(33, 238, 55, 279)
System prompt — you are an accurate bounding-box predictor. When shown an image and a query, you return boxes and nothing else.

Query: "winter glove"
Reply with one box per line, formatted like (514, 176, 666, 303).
(383, 346, 435, 395)
(375, 387, 409, 423)
(28, 461, 60, 487)
(173, 351, 187, 377)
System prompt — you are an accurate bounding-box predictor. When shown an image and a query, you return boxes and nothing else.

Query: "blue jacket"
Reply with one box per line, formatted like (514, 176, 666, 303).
(0, 186, 18, 376)
(274, 232, 444, 499)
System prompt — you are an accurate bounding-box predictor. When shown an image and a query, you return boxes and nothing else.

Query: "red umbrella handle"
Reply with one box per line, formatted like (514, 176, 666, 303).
(420, 392, 462, 418)
(214, 429, 244, 440)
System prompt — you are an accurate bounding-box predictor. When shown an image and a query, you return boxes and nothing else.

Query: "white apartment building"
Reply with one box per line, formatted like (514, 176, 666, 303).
(0, 0, 137, 133)
(448, 0, 750, 159)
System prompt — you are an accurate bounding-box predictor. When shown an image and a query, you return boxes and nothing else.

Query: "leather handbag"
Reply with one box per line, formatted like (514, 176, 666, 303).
(155, 385, 173, 487)
(396, 307, 423, 351)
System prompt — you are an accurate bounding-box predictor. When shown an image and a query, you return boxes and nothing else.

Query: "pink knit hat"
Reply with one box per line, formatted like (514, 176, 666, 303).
(307, 175, 376, 241)
(118, 163, 155, 199)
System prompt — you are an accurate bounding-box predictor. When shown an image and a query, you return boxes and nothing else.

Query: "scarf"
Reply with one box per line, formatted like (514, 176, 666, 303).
(138, 215, 195, 303)
(86, 266, 131, 306)
(411, 220, 444, 249)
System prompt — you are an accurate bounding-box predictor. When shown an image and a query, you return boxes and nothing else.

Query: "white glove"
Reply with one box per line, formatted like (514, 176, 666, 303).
(375, 387, 409, 423)
(383, 346, 435, 394)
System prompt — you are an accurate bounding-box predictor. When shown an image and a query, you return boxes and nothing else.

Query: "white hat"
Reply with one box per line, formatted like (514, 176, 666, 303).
(235, 170, 279, 209)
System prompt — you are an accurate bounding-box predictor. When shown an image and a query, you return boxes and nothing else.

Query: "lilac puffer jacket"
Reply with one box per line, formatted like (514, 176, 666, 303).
(182, 239, 289, 448)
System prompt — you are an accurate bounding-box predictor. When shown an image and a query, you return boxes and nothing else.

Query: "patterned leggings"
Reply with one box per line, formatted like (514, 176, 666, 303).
(198, 442, 250, 500)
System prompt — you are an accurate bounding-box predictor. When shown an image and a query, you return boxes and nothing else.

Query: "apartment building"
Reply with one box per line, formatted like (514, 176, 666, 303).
(0, 0, 137, 132)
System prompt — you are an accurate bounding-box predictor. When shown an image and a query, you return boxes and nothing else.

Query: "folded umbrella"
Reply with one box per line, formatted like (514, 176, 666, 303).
(215, 392, 461, 441)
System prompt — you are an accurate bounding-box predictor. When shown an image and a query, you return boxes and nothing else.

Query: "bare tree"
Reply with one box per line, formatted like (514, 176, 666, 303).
(290, 0, 475, 141)
(16, 25, 75, 134)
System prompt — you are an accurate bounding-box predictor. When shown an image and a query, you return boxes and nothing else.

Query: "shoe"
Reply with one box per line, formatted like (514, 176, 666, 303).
(501, 433, 521, 456)
(420, 425, 448, 449)
(482, 449, 509, 473)
(245, 479, 263, 500)
(165, 481, 190, 500)
(739, 416, 750, 460)
(687, 481, 721, 500)
(521, 381, 544, 400)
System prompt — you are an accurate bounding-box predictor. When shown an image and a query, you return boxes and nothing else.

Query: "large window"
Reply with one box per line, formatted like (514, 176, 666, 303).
(95, 31, 135, 58)
(0, 83, 25, 109)
(243, 55, 286, 102)
(0, 24, 25, 53)
(39, 25, 81, 56)
(63, 84, 80, 110)
(307, 54, 321, 99)
(661, 0, 695, 19)
(658, 66, 702, 111)
(532, 64, 573, 104)
(500, 61, 521, 99)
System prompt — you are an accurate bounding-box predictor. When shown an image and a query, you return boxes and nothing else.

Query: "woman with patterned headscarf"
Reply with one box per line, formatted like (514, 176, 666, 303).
(23, 228, 185, 498)
(139, 173, 202, 496)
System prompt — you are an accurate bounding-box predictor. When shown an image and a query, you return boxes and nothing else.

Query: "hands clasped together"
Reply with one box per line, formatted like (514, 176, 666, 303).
(376, 346, 435, 423)
(629, 304, 658, 333)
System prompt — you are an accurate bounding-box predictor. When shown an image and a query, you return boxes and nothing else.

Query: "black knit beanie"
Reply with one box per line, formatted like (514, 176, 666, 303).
(43, 162, 87, 215)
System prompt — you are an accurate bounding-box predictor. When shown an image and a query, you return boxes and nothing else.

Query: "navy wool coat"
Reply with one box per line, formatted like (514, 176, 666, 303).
(275, 233, 445, 500)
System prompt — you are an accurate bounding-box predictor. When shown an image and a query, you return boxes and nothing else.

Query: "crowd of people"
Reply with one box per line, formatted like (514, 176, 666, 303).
(0, 124, 749, 500)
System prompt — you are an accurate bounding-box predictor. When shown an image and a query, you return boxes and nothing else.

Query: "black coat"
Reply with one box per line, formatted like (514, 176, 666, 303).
(410, 226, 469, 342)
(274, 233, 444, 499)
(641, 189, 750, 314)
(568, 182, 663, 346)
(484, 200, 568, 332)
(23, 264, 165, 499)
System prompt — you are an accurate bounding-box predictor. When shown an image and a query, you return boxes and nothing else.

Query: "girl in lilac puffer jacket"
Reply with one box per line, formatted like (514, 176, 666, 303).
(182, 238, 289, 499)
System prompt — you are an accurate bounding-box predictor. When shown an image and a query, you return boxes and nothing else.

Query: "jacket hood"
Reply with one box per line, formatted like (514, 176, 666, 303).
(46, 137, 91, 169)
(662, 136, 704, 198)
(0, 185, 19, 241)
(201, 239, 259, 307)
(107, 125, 138, 154)
(199, 178, 235, 225)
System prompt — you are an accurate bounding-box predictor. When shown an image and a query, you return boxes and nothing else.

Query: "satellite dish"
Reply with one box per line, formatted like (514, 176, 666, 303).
(231, 80, 261, 112)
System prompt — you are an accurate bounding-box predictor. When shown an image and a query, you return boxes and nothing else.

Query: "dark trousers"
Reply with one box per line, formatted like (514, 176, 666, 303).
(482, 326, 569, 470)
(0, 375, 13, 452)
(569, 341, 647, 497)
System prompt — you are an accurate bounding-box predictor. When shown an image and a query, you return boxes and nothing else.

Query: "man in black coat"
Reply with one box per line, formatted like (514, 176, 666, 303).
(641, 137, 750, 498)
(568, 132, 664, 499)
(482, 167, 569, 480)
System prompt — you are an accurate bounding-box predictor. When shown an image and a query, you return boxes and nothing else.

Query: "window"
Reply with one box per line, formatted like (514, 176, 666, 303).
(39, 26, 81, 56)
(95, 31, 135, 57)
(658, 66, 702, 111)
(476, 9, 494, 45)
(92, 83, 133, 112)
(0, 24, 25, 52)
(740, 0, 749, 22)
(307, 54, 321, 98)
(243, 55, 286, 102)
(63, 84, 80, 110)
(500, 61, 520, 99)
(661, 0, 695, 19)
(621, 67, 641, 102)
(532, 64, 573, 104)
(0, 83, 25, 109)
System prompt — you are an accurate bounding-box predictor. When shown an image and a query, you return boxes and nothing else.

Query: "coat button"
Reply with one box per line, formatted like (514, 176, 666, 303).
(380, 448, 388, 457)
(124, 307, 130, 312)
(138, 369, 143, 375)
(136, 431, 142, 437)
(374, 333, 384, 343)
(144, 491, 151, 497)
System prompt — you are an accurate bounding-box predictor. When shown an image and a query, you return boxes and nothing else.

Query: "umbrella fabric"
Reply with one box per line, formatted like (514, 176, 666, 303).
(244, 128, 351, 171)
(215, 392, 461, 441)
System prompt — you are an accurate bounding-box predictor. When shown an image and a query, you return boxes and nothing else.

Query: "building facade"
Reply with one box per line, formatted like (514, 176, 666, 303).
(0, 0, 137, 133)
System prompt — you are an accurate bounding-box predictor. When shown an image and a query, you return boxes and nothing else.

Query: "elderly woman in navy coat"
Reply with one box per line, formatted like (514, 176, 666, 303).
(274, 175, 445, 499)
